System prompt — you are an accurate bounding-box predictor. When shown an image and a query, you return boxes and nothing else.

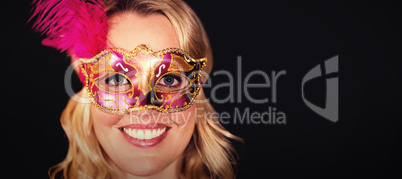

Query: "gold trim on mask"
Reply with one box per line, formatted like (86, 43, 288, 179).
(79, 44, 207, 114)
(79, 44, 207, 64)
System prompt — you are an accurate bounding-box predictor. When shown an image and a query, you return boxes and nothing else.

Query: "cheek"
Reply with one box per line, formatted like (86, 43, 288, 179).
(169, 105, 197, 129)
(91, 106, 123, 145)
(91, 105, 122, 126)
(168, 104, 196, 145)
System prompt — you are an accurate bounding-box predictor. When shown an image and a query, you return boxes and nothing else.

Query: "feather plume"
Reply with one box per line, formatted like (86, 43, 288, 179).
(30, 0, 108, 58)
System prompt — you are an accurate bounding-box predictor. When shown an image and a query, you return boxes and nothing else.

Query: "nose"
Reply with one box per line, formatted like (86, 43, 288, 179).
(129, 109, 160, 116)
(138, 70, 152, 95)
(136, 58, 161, 95)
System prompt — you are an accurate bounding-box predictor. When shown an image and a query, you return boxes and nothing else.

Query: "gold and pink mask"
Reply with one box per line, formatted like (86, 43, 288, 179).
(79, 44, 207, 114)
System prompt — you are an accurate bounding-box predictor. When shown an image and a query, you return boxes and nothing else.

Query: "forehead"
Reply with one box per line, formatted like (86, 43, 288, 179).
(107, 11, 180, 51)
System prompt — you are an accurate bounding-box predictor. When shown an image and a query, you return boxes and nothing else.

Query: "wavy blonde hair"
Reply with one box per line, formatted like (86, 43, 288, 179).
(50, 0, 242, 178)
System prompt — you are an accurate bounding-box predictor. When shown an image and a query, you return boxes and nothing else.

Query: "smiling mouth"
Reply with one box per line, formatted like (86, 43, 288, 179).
(119, 124, 170, 147)
(122, 127, 167, 140)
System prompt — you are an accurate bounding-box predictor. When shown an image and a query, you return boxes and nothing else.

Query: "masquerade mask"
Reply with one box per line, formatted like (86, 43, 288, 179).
(79, 44, 207, 114)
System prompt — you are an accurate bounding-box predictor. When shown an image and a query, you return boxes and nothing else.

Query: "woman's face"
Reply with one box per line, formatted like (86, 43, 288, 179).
(91, 12, 196, 177)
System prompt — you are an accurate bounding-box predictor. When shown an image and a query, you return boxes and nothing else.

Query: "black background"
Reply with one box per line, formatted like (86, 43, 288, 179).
(1, 0, 401, 178)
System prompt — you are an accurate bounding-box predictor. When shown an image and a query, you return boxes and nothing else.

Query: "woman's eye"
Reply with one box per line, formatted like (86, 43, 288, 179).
(106, 74, 129, 86)
(156, 74, 188, 91)
(96, 73, 132, 93)
(162, 75, 180, 86)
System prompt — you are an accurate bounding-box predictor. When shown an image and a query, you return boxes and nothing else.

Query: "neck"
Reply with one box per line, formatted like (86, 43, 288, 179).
(109, 155, 183, 179)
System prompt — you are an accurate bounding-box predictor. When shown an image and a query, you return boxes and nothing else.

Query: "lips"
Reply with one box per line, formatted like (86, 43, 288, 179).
(123, 127, 166, 140)
(120, 124, 170, 148)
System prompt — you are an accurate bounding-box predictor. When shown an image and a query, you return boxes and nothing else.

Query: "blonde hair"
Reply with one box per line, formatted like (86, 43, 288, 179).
(50, 0, 242, 178)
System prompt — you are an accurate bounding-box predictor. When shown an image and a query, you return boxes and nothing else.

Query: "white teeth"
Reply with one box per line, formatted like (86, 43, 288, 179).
(144, 130, 151, 139)
(137, 130, 144, 139)
(151, 129, 157, 137)
(124, 127, 167, 140)
(133, 129, 137, 138)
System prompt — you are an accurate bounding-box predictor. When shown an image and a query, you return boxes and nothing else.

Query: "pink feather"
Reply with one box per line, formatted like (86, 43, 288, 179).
(30, 0, 108, 58)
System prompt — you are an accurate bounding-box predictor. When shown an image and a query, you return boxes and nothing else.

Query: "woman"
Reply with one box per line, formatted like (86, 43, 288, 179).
(31, 0, 241, 178)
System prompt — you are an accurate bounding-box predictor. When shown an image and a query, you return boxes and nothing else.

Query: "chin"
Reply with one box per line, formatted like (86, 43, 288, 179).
(121, 159, 166, 176)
